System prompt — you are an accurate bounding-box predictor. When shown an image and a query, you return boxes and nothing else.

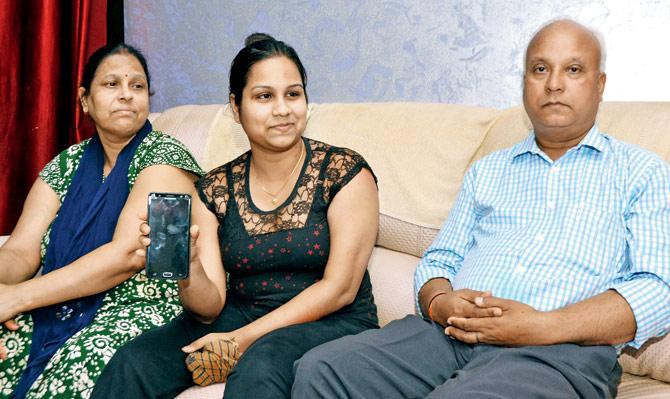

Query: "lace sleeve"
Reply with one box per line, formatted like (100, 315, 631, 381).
(322, 147, 377, 204)
(195, 165, 230, 220)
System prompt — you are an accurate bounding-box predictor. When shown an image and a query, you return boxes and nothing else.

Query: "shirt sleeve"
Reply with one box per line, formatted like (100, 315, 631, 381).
(414, 166, 480, 315)
(610, 160, 670, 349)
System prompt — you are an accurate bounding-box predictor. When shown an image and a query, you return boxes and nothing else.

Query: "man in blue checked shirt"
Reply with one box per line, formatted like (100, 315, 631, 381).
(293, 18, 670, 398)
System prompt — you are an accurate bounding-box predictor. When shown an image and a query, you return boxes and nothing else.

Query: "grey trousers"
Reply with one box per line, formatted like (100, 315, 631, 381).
(292, 315, 621, 399)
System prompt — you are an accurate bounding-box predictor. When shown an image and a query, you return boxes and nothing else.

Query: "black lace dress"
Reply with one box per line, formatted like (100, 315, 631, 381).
(197, 137, 378, 322)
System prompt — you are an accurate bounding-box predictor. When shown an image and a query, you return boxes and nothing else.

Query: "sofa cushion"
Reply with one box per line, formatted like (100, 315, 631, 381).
(151, 104, 226, 166)
(302, 103, 500, 257)
(367, 246, 420, 326)
(199, 104, 251, 170)
(200, 104, 318, 171)
(176, 382, 225, 399)
(378, 214, 438, 263)
(474, 102, 670, 164)
(617, 373, 670, 398)
(619, 335, 670, 383)
(597, 102, 670, 163)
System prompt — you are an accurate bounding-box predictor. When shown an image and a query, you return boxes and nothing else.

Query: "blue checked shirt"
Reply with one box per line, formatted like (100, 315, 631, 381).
(415, 125, 670, 349)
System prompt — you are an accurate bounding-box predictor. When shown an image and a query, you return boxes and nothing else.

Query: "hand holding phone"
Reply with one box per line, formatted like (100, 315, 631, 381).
(146, 192, 191, 279)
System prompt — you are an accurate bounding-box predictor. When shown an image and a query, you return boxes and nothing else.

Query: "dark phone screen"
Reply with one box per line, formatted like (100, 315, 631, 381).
(146, 193, 191, 279)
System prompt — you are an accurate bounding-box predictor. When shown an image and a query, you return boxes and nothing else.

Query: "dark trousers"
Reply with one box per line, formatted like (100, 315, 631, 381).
(293, 315, 622, 399)
(90, 298, 376, 399)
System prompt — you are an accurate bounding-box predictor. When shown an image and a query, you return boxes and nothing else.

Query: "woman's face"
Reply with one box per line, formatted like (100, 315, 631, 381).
(79, 53, 150, 140)
(231, 56, 307, 152)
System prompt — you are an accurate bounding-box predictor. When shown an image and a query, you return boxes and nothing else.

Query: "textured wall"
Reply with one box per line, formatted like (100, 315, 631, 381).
(125, 0, 670, 112)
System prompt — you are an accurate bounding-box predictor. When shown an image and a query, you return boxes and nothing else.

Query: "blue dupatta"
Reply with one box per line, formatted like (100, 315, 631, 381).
(12, 121, 152, 398)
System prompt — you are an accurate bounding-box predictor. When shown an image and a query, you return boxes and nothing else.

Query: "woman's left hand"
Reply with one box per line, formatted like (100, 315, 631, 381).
(0, 283, 22, 325)
(182, 329, 253, 354)
(183, 330, 249, 386)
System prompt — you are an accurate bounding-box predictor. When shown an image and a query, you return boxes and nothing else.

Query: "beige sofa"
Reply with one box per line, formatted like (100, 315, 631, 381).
(157, 101, 670, 398)
(1, 101, 668, 398)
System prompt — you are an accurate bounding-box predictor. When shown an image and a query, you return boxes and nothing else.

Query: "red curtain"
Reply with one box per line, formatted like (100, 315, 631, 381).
(0, 0, 107, 235)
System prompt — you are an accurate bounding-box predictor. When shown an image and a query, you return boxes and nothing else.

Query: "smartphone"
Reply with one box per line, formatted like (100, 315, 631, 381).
(146, 192, 191, 279)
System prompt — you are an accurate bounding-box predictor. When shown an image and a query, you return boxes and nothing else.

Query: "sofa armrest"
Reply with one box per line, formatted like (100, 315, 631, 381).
(367, 246, 420, 326)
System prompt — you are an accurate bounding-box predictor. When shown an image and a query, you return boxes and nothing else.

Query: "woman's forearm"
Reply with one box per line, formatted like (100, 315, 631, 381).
(0, 179, 59, 286)
(9, 240, 140, 314)
(238, 278, 355, 345)
(178, 262, 225, 322)
(0, 246, 41, 285)
(180, 195, 229, 323)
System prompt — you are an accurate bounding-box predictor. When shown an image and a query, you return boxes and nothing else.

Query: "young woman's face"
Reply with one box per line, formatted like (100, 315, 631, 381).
(231, 56, 307, 152)
(79, 53, 150, 140)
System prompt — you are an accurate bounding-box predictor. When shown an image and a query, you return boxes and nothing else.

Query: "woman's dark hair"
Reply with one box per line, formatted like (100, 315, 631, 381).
(229, 33, 308, 107)
(80, 43, 152, 95)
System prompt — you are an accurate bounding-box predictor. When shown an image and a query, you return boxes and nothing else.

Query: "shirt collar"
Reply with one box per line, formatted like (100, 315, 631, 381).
(576, 124, 607, 152)
(512, 124, 607, 160)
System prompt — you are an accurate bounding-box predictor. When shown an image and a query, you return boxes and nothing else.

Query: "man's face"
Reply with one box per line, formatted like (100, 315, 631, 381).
(523, 22, 606, 140)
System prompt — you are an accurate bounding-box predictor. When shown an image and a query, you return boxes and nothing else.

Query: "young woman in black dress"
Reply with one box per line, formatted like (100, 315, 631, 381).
(91, 33, 380, 398)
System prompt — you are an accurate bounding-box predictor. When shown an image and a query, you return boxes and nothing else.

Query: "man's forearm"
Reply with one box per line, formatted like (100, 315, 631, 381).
(547, 289, 636, 346)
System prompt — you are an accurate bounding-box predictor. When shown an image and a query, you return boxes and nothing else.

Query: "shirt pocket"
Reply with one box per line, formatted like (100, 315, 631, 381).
(475, 206, 543, 256)
(559, 203, 625, 277)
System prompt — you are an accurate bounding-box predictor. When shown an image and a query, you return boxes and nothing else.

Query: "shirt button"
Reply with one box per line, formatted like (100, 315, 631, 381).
(550, 166, 560, 174)
(535, 233, 545, 242)
(547, 201, 555, 209)
(514, 265, 526, 274)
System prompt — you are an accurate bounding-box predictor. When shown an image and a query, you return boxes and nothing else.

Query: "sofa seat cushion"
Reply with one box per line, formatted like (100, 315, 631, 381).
(617, 373, 670, 398)
(176, 382, 224, 398)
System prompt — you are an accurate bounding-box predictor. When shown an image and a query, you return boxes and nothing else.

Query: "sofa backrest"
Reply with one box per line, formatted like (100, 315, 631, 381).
(476, 102, 670, 162)
(151, 101, 670, 258)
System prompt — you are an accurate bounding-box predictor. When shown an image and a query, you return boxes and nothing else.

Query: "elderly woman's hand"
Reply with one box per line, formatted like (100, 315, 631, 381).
(119, 211, 149, 273)
(0, 283, 21, 360)
(0, 283, 21, 325)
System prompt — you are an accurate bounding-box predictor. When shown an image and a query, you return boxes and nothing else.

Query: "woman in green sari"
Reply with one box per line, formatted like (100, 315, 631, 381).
(0, 43, 203, 398)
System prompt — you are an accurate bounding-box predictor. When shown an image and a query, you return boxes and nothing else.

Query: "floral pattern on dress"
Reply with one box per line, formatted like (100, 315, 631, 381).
(0, 130, 203, 398)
